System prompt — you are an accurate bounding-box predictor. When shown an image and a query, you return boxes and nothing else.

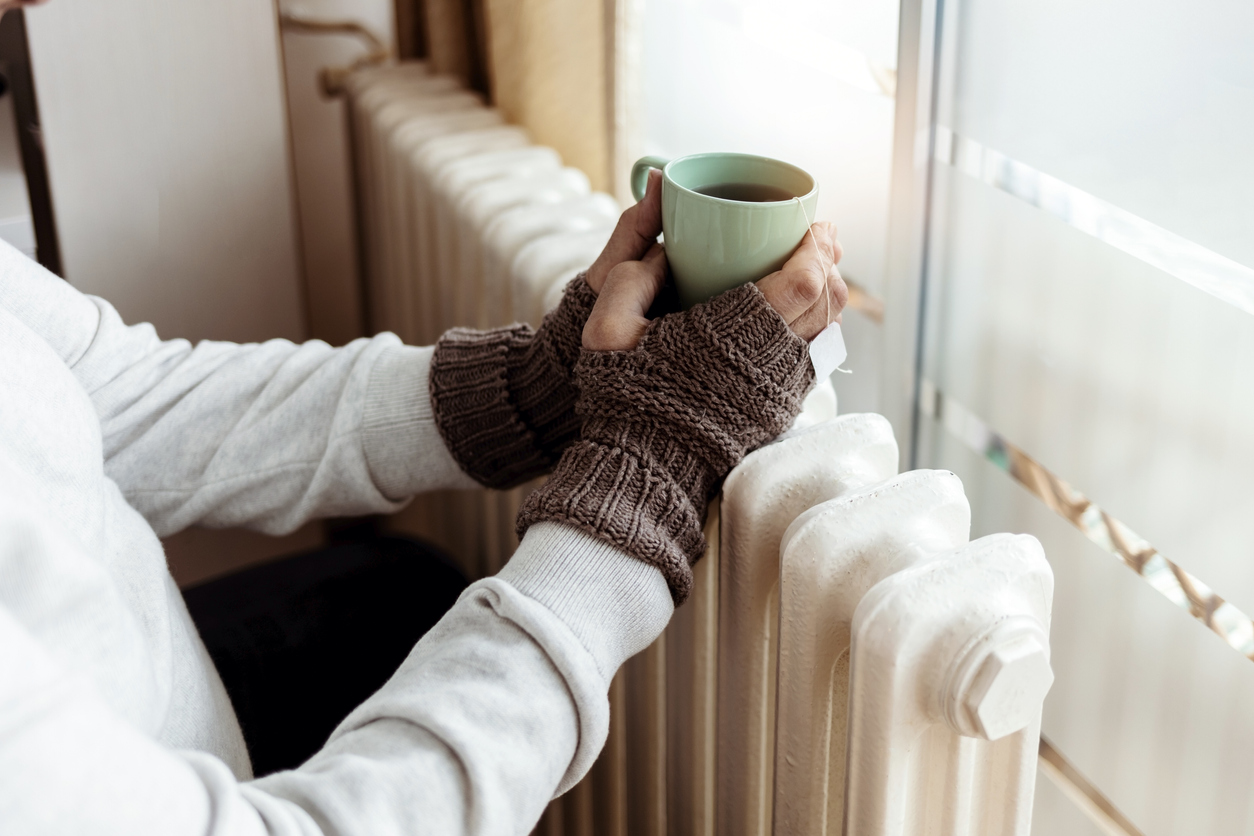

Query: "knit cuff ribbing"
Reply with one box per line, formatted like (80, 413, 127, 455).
(430, 325, 545, 488)
(506, 276, 595, 459)
(516, 440, 708, 603)
(429, 274, 596, 489)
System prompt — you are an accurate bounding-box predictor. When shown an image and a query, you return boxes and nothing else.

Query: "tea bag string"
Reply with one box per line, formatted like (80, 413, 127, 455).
(795, 197, 851, 374)
(795, 197, 831, 328)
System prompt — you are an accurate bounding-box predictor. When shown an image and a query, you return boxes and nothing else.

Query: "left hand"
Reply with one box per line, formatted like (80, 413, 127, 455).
(584, 221, 847, 352)
(584, 169, 664, 294)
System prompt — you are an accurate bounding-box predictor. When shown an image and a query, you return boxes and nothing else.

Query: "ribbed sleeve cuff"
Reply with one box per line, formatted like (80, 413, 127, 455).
(516, 441, 705, 604)
(498, 522, 674, 682)
(429, 326, 546, 489)
(429, 275, 594, 490)
(362, 345, 480, 499)
(506, 277, 595, 456)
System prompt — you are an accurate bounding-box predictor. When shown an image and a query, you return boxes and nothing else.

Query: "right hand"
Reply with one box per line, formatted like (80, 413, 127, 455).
(584, 221, 847, 352)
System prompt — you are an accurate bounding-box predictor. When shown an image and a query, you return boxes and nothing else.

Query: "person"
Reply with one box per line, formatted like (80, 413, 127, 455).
(0, 16, 847, 832)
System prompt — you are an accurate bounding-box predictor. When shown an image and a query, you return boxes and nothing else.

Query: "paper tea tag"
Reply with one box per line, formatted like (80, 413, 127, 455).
(808, 321, 848, 381)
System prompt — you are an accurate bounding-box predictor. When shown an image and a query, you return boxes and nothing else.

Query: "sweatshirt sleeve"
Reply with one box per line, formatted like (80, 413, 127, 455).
(0, 245, 477, 536)
(0, 521, 674, 836)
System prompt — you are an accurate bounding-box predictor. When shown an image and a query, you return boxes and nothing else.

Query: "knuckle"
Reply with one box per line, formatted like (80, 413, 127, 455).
(582, 313, 611, 349)
(830, 286, 849, 315)
(583, 312, 628, 351)
(832, 277, 850, 311)
(792, 267, 826, 305)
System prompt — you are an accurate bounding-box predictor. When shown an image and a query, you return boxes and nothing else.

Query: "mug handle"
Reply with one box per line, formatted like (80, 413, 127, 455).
(631, 155, 671, 202)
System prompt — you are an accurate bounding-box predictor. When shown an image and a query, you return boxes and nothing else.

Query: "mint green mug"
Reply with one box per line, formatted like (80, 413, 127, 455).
(631, 152, 818, 308)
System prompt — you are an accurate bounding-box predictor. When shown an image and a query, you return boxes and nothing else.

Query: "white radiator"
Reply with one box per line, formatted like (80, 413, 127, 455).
(346, 62, 1055, 836)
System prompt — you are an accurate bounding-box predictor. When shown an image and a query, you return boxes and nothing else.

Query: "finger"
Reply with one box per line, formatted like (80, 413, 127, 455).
(634, 169, 664, 241)
(823, 222, 844, 266)
(788, 267, 849, 341)
(584, 244, 669, 351)
(586, 169, 664, 293)
(755, 222, 838, 324)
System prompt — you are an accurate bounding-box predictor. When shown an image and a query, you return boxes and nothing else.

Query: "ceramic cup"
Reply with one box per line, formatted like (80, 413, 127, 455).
(631, 152, 818, 308)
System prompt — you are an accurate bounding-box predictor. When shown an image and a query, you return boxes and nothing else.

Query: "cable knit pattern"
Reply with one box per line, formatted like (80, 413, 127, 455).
(429, 275, 597, 489)
(517, 282, 816, 604)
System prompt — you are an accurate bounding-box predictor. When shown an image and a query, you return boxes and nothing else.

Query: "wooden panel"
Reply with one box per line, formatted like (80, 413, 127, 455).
(0, 89, 33, 256)
(25, 0, 305, 344)
(481, 0, 611, 191)
(423, 0, 485, 90)
(165, 523, 325, 589)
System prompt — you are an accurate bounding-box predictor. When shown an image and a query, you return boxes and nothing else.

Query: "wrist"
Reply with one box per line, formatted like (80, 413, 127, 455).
(518, 283, 815, 604)
(499, 521, 674, 681)
(429, 274, 597, 489)
(363, 344, 480, 498)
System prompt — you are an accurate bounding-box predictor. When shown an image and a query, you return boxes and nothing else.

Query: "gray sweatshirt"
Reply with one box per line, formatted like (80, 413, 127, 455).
(0, 241, 673, 834)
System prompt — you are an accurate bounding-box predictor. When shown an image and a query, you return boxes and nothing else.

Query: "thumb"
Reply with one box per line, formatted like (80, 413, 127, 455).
(586, 169, 664, 293)
(583, 244, 669, 351)
(755, 222, 837, 325)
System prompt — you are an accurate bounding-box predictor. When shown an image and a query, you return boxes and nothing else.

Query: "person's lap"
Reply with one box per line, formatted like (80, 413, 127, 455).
(183, 534, 466, 777)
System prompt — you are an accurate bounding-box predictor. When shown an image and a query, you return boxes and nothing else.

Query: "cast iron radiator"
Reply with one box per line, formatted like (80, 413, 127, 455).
(347, 61, 1055, 836)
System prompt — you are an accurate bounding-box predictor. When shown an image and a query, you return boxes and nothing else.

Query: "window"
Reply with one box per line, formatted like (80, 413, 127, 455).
(646, 0, 1254, 832)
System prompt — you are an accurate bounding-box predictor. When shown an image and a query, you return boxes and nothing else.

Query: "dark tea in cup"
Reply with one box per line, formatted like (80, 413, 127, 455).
(692, 182, 797, 202)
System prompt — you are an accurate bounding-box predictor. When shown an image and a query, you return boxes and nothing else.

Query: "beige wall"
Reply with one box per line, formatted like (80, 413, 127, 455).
(25, 0, 319, 581)
(25, 0, 305, 345)
(482, 0, 613, 193)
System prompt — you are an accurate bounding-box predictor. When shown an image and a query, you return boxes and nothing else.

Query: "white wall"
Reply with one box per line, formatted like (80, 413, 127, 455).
(25, 0, 305, 344)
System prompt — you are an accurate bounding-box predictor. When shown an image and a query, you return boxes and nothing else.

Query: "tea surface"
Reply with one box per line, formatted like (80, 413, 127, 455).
(692, 182, 796, 202)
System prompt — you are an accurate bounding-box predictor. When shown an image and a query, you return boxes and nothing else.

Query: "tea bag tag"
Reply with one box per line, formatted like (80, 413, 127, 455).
(809, 321, 847, 381)
(794, 197, 851, 379)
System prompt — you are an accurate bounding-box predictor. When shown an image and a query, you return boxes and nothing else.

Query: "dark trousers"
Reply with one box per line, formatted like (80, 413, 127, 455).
(183, 535, 467, 777)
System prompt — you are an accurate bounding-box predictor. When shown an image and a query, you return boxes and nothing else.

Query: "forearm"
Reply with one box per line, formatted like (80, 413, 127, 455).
(260, 523, 672, 833)
(105, 336, 476, 537)
(1, 523, 671, 835)
(112, 275, 597, 533)
(0, 254, 477, 534)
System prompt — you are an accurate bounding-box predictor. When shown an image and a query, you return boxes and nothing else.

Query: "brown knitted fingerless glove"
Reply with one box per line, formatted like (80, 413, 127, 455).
(517, 282, 816, 604)
(429, 274, 596, 489)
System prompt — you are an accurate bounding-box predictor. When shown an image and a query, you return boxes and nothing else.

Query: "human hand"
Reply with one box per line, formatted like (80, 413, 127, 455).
(584, 169, 664, 295)
(583, 219, 847, 351)
(521, 252, 823, 603)
(756, 220, 847, 341)
(428, 174, 667, 488)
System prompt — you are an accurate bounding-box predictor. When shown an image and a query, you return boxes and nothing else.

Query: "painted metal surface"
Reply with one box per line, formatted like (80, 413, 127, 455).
(347, 65, 1054, 836)
(774, 469, 972, 835)
(717, 414, 899, 836)
(775, 473, 1053, 836)
(843, 533, 1052, 835)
